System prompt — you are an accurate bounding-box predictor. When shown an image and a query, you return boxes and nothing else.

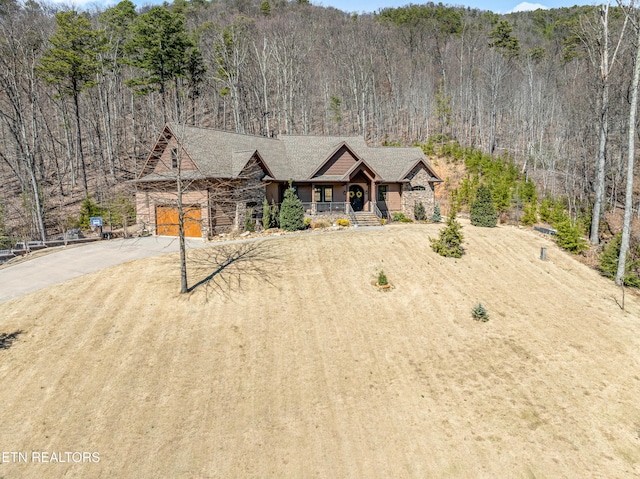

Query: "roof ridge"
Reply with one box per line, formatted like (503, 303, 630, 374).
(167, 122, 281, 142)
(279, 134, 364, 139)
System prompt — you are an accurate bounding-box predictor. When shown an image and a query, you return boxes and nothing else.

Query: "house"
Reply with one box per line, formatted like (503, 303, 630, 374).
(135, 123, 443, 238)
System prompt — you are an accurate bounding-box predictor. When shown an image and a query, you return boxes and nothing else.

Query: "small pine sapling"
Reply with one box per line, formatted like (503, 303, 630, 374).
(472, 303, 489, 322)
(430, 211, 464, 258)
(429, 203, 442, 223)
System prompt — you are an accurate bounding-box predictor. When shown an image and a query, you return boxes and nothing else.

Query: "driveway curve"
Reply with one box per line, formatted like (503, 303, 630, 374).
(0, 236, 209, 304)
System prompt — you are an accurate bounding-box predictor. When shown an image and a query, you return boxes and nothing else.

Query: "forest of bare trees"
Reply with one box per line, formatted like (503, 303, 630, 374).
(0, 0, 638, 257)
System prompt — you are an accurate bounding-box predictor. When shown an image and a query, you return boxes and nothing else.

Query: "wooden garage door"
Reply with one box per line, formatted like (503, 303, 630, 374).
(156, 205, 202, 237)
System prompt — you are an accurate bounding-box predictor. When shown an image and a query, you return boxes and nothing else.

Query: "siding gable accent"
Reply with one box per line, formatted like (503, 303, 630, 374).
(138, 126, 172, 178)
(308, 142, 363, 179)
(138, 125, 202, 179)
(342, 159, 381, 182)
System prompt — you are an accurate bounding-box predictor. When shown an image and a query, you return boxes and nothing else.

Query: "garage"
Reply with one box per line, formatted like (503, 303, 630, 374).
(155, 205, 202, 237)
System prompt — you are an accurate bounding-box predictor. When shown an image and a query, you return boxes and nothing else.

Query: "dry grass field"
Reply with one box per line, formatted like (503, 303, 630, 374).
(1, 222, 640, 478)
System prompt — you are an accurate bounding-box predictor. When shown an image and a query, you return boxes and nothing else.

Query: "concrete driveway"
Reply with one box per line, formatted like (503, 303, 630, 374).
(0, 236, 209, 304)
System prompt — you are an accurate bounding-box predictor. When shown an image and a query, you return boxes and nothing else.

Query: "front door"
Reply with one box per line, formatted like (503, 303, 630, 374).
(349, 185, 365, 212)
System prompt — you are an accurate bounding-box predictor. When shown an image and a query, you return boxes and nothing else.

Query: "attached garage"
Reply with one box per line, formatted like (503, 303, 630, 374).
(156, 205, 202, 237)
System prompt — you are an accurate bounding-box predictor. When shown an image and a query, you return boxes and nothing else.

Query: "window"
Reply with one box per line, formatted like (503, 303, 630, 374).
(411, 185, 426, 191)
(314, 186, 333, 202)
(378, 185, 388, 201)
(171, 148, 178, 169)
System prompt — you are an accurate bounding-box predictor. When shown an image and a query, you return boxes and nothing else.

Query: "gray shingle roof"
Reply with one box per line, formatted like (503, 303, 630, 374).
(140, 124, 441, 183)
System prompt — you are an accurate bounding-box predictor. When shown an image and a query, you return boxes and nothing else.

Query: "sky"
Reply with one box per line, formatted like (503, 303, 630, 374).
(314, 0, 597, 14)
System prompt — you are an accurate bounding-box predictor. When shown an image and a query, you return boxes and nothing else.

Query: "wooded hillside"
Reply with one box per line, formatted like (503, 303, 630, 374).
(0, 0, 637, 246)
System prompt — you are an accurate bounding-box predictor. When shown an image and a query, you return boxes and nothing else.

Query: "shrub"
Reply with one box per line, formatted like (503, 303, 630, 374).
(336, 218, 350, 227)
(414, 201, 426, 221)
(303, 217, 312, 228)
(270, 200, 280, 229)
(554, 218, 587, 254)
(392, 212, 413, 223)
(429, 203, 442, 223)
(310, 219, 331, 229)
(472, 303, 489, 322)
(599, 234, 640, 287)
(279, 184, 305, 231)
(244, 208, 255, 232)
(262, 199, 271, 230)
(430, 211, 464, 258)
(470, 185, 498, 227)
(377, 270, 388, 286)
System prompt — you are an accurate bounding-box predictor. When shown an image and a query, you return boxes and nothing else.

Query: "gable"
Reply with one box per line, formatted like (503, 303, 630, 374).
(350, 171, 371, 184)
(153, 137, 198, 174)
(237, 154, 271, 181)
(400, 159, 443, 184)
(313, 145, 358, 178)
(138, 126, 199, 179)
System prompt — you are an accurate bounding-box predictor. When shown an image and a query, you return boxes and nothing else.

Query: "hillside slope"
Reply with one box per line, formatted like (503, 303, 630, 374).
(1, 223, 639, 478)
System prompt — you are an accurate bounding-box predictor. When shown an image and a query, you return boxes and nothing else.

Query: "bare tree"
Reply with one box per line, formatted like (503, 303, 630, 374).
(616, 1, 640, 286)
(579, 3, 628, 244)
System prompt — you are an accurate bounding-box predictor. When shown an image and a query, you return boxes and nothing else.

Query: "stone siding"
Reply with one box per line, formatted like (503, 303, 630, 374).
(401, 167, 436, 220)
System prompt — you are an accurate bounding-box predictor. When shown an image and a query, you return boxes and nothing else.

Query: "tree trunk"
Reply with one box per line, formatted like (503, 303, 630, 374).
(615, 24, 640, 286)
(73, 88, 89, 195)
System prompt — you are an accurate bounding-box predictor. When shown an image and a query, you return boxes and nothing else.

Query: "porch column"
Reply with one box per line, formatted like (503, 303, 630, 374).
(311, 182, 317, 215)
(345, 182, 350, 213)
(370, 179, 375, 212)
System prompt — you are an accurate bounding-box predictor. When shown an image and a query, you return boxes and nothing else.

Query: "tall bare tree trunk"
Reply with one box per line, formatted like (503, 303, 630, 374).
(616, 22, 640, 285)
(590, 3, 627, 245)
(73, 88, 89, 195)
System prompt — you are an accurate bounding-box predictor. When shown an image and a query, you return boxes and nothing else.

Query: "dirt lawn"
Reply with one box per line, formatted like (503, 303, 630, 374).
(1, 222, 640, 478)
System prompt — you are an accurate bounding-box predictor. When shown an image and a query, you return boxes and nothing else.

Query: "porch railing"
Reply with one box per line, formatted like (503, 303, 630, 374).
(346, 203, 357, 226)
(301, 202, 349, 215)
(372, 202, 384, 221)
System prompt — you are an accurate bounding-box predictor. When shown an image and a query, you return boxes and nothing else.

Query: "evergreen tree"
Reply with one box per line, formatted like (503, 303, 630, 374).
(279, 184, 305, 231)
(430, 211, 464, 258)
(260, 0, 271, 15)
(262, 199, 271, 230)
(270, 200, 280, 228)
(414, 201, 426, 221)
(599, 234, 640, 287)
(125, 6, 201, 122)
(470, 185, 498, 227)
(429, 203, 442, 223)
(554, 218, 588, 254)
(521, 202, 537, 226)
(488, 19, 520, 59)
(38, 10, 104, 195)
(78, 195, 105, 229)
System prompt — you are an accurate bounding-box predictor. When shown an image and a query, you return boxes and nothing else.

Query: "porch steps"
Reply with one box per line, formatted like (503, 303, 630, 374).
(354, 212, 382, 227)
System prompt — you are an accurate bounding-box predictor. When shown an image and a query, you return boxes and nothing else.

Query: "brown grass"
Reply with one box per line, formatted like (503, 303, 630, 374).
(1, 222, 640, 478)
